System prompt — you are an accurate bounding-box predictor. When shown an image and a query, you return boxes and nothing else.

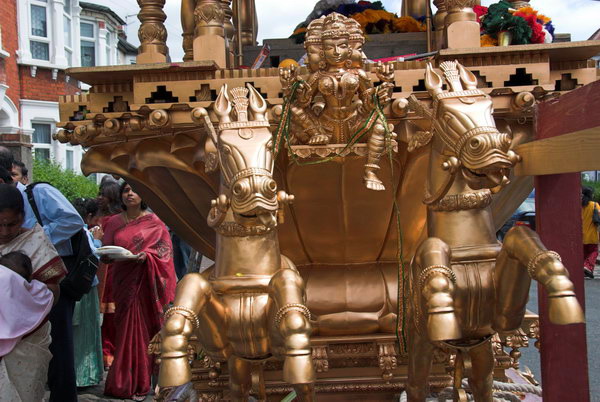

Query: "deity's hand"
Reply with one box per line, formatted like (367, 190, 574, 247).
(377, 84, 392, 106)
(279, 64, 300, 90)
(375, 61, 395, 83)
(374, 62, 394, 106)
(155, 383, 198, 402)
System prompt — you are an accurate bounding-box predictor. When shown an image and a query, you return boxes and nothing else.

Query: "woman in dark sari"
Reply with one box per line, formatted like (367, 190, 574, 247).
(102, 183, 176, 400)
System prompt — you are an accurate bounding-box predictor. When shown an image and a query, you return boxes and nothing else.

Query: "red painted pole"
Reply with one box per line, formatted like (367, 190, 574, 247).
(535, 173, 589, 402)
(533, 84, 597, 402)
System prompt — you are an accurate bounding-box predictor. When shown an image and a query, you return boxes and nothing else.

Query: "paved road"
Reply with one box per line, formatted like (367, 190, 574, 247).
(520, 276, 600, 401)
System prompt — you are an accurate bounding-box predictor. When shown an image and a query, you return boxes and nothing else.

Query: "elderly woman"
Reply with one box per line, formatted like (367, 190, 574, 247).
(0, 184, 65, 401)
(102, 182, 176, 400)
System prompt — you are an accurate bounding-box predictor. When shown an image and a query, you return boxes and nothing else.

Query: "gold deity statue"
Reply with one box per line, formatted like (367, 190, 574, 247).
(279, 12, 396, 191)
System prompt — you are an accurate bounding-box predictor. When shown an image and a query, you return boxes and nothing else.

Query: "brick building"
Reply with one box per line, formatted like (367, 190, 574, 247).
(0, 0, 136, 176)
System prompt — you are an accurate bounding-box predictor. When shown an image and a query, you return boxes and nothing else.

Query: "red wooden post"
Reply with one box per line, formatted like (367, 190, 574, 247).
(533, 81, 600, 402)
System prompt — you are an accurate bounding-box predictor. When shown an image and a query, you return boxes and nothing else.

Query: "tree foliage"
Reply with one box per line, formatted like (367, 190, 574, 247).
(32, 159, 98, 202)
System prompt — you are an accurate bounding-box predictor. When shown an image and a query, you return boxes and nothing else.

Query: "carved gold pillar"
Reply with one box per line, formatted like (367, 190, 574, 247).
(221, 0, 236, 68)
(136, 0, 169, 64)
(238, 0, 257, 46)
(433, 0, 447, 50)
(401, 0, 428, 17)
(193, 0, 227, 66)
(181, 0, 195, 61)
(444, 0, 480, 49)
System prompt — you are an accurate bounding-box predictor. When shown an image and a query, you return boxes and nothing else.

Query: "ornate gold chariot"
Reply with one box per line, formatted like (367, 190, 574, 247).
(54, 1, 600, 400)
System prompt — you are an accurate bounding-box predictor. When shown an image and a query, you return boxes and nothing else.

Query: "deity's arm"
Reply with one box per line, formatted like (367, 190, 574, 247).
(358, 69, 377, 111)
(294, 73, 319, 108)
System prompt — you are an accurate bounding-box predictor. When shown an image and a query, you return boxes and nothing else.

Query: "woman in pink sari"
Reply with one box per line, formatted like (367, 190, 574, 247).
(102, 183, 176, 400)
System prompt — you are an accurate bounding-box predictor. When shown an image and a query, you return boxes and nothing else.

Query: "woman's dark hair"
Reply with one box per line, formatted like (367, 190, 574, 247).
(85, 198, 100, 217)
(582, 186, 594, 207)
(119, 181, 148, 211)
(72, 197, 99, 220)
(99, 180, 123, 215)
(0, 166, 13, 184)
(0, 184, 24, 214)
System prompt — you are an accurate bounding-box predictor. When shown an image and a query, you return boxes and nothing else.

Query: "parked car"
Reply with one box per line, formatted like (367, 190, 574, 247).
(496, 191, 536, 242)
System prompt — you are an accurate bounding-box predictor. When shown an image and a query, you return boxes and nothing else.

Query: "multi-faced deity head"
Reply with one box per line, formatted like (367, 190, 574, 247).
(305, 12, 365, 71)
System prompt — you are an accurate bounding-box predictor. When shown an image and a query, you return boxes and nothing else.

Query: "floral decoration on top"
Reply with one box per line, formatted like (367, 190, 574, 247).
(477, 1, 554, 47)
(290, 0, 426, 44)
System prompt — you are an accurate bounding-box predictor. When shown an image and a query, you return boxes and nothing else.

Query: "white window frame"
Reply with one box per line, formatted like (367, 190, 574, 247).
(29, 0, 51, 62)
(63, 3, 73, 66)
(80, 19, 97, 67)
(105, 29, 113, 66)
(31, 120, 55, 162)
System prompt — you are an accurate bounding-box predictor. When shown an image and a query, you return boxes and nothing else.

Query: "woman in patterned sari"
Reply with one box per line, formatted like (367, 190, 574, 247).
(102, 182, 176, 400)
(0, 184, 66, 401)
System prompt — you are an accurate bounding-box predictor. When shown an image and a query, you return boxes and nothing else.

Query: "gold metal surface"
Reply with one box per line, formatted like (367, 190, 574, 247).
(405, 61, 584, 401)
(156, 85, 315, 401)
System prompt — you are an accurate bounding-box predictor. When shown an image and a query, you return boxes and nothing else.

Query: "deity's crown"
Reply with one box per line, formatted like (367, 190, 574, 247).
(321, 13, 350, 40)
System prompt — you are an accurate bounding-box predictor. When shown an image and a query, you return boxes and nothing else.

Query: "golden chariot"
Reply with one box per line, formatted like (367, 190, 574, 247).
(54, 0, 600, 400)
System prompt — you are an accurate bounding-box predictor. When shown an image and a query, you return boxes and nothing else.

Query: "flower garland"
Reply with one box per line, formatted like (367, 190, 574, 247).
(478, 1, 554, 47)
(290, 0, 425, 44)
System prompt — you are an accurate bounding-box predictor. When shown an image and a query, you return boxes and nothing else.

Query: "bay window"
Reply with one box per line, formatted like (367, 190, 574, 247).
(80, 21, 95, 67)
(30, 1, 50, 61)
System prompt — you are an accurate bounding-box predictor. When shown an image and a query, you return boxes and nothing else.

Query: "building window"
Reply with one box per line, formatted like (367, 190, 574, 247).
(32, 123, 52, 162)
(66, 150, 73, 170)
(63, 8, 73, 66)
(105, 32, 111, 65)
(32, 123, 51, 143)
(35, 148, 50, 162)
(80, 22, 96, 67)
(30, 3, 50, 61)
(81, 22, 94, 38)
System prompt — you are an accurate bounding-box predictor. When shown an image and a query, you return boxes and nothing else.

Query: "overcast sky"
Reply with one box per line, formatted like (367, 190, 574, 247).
(94, 0, 600, 62)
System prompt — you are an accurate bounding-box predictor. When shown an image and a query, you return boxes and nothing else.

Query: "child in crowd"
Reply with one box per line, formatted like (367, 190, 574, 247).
(0, 251, 33, 281)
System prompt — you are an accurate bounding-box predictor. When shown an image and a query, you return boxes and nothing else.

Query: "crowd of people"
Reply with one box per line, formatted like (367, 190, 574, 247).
(0, 146, 183, 401)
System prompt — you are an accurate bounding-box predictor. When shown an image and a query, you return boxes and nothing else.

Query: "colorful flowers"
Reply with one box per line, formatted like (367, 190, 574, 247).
(290, 0, 425, 43)
(478, 1, 554, 46)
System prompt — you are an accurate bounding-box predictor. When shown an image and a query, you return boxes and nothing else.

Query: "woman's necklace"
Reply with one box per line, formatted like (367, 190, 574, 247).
(124, 211, 145, 224)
